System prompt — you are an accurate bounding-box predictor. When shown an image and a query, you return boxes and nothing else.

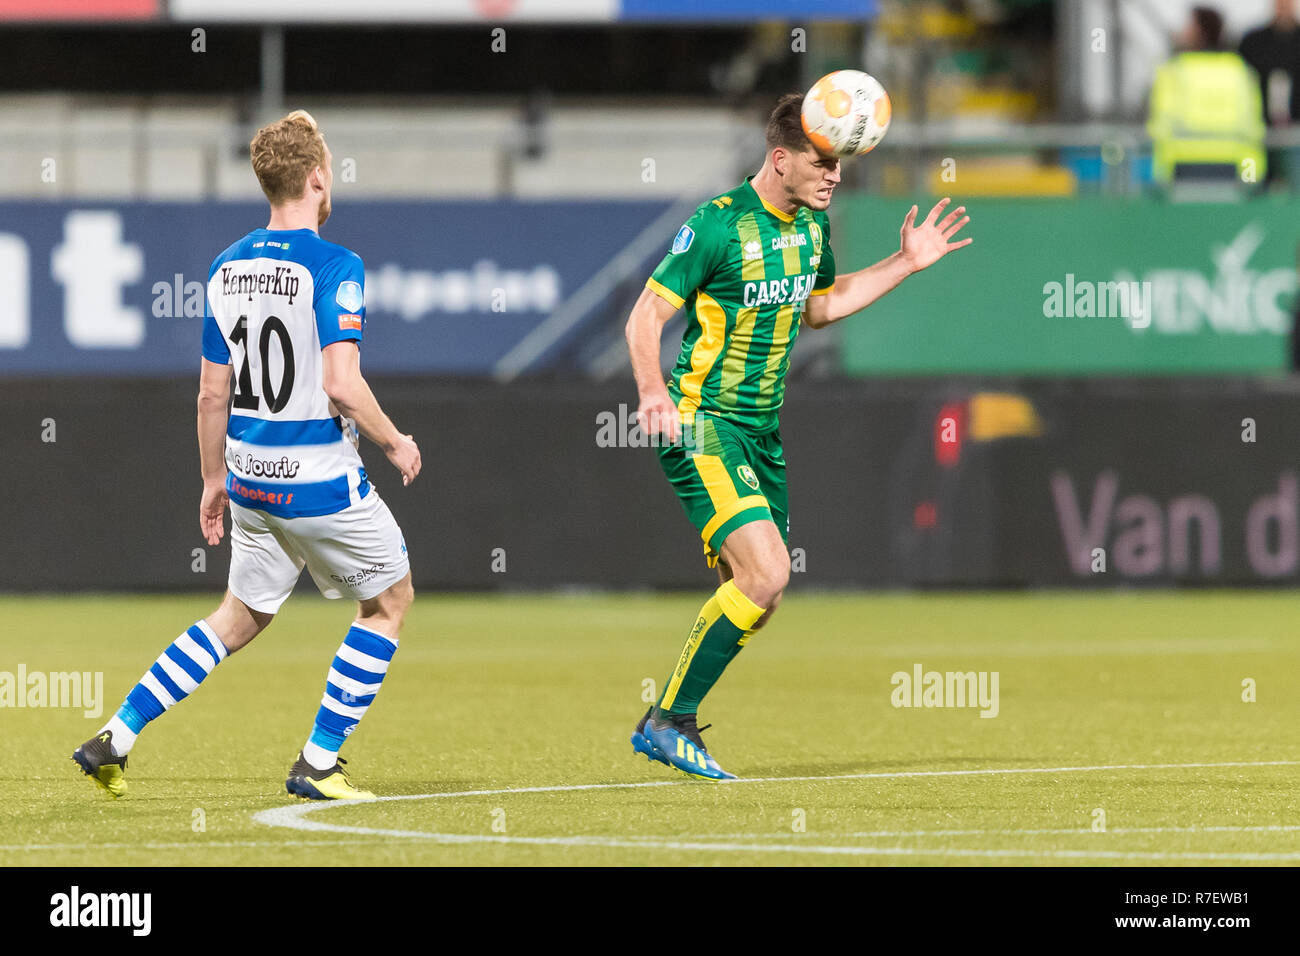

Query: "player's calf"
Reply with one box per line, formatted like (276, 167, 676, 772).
(293, 576, 411, 786)
(76, 611, 256, 783)
(205, 590, 275, 654)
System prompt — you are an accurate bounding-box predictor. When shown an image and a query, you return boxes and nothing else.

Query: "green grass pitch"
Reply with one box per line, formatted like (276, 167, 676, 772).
(2, 591, 1298, 866)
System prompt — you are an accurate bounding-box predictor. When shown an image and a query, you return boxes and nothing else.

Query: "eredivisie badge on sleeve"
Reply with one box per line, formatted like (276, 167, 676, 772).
(336, 280, 364, 332)
(671, 225, 695, 254)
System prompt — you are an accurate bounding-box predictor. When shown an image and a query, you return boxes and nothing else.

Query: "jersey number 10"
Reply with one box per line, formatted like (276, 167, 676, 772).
(230, 314, 295, 414)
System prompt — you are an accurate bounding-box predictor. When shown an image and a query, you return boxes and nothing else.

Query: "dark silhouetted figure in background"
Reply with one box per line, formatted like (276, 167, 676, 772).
(1240, 0, 1300, 187)
(1292, 240, 1300, 371)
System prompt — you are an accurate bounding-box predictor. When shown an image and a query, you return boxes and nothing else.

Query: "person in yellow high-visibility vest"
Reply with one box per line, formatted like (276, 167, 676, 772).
(1148, 6, 1267, 186)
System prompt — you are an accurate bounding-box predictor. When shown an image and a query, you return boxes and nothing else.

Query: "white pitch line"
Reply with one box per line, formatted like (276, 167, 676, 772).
(0, 839, 398, 852)
(260, 757, 1300, 813)
(842, 824, 1300, 838)
(619, 824, 1300, 840)
(874, 637, 1279, 658)
(252, 758, 1300, 860)
(8, 823, 1300, 855)
(236, 825, 1300, 862)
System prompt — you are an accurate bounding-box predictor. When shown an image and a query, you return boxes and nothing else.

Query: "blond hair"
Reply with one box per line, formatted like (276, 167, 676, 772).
(249, 109, 326, 205)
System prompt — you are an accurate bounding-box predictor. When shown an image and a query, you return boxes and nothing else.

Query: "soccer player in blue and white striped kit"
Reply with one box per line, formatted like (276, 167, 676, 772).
(72, 110, 422, 801)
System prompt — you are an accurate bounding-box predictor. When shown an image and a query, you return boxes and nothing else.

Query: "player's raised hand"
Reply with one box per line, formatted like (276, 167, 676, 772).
(199, 479, 228, 546)
(637, 390, 681, 445)
(899, 197, 972, 273)
(387, 433, 421, 486)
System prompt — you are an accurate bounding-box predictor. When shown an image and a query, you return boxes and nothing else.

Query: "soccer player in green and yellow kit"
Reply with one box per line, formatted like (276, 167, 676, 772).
(627, 93, 973, 780)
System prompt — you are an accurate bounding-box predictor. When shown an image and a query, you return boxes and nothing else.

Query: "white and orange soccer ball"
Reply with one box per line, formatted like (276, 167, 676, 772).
(800, 70, 892, 157)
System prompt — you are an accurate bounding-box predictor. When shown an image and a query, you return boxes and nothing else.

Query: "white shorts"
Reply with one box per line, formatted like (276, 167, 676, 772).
(228, 488, 410, 614)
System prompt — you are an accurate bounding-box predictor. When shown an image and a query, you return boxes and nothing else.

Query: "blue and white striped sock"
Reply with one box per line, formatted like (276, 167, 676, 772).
(101, 620, 228, 757)
(302, 623, 399, 771)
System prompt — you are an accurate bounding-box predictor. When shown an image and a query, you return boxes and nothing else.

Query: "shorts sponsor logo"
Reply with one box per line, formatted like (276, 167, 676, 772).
(671, 225, 695, 255)
(737, 465, 760, 491)
(231, 453, 301, 479)
(329, 563, 387, 588)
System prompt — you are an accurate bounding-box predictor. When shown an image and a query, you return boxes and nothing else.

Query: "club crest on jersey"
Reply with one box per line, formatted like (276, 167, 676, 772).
(743, 240, 763, 261)
(737, 465, 760, 491)
(336, 280, 364, 313)
(671, 225, 695, 254)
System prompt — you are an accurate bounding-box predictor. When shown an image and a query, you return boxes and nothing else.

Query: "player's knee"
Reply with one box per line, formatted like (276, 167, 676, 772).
(771, 557, 791, 594)
(396, 576, 415, 611)
(757, 582, 786, 617)
(752, 594, 782, 631)
(736, 563, 787, 610)
(211, 592, 273, 654)
(759, 554, 791, 602)
(381, 575, 414, 622)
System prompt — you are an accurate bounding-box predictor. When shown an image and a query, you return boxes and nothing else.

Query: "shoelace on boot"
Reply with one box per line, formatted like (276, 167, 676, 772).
(669, 714, 712, 752)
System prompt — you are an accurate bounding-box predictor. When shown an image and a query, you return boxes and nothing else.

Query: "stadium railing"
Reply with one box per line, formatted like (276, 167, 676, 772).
(10, 93, 1299, 200)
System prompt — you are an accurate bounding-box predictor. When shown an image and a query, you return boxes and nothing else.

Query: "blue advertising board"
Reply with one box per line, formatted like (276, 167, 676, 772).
(0, 200, 669, 376)
(621, 0, 876, 19)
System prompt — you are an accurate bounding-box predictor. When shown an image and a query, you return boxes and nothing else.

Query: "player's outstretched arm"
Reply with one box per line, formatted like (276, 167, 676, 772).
(625, 286, 682, 444)
(197, 358, 233, 546)
(804, 197, 972, 330)
(321, 341, 421, 486)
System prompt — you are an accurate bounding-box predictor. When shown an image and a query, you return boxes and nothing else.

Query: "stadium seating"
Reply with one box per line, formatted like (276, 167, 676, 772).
(0, 95, 747, 199)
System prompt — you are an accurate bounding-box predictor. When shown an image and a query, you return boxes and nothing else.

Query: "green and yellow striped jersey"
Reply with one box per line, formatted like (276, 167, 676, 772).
(647, 177, 836, 435)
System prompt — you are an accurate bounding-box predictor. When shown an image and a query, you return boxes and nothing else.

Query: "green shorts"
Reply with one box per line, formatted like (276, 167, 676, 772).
(658, 412, 789, 566)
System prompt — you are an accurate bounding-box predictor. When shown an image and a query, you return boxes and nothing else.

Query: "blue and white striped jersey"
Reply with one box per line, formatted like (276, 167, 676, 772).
(202, 227, 370, 519)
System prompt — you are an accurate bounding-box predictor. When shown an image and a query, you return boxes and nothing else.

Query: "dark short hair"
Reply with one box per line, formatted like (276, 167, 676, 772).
(766, 92, 812, 153)
(1192, 6, 1225, 50)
